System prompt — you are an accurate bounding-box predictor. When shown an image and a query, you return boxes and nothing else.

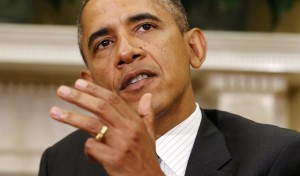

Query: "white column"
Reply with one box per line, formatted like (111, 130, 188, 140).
(0, 83, 77, 175)
(196, 73, 289, 128)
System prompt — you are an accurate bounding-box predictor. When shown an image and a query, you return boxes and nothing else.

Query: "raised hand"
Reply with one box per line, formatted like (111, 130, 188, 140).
(49, 79, 164, 176)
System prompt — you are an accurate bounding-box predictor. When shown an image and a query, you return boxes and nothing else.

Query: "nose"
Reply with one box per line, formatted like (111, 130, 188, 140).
(115, 36, 145, 68)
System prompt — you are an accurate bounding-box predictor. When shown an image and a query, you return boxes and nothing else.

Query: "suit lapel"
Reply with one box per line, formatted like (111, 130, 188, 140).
(72, 110, 233, 176)
(185, 109, 233, 176)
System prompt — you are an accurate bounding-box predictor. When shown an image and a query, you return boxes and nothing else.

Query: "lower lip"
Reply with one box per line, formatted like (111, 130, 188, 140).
(124, 77, 153, 92)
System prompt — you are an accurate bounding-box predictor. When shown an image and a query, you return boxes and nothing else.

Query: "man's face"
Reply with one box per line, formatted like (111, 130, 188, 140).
(80, 0, 203, 116)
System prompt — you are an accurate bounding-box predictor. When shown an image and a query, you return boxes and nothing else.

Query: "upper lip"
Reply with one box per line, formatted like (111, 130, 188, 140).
(119, 69, 156, 90)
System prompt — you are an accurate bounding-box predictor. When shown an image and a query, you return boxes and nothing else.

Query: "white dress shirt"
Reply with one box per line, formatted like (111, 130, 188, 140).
(156, 103, 202, 176)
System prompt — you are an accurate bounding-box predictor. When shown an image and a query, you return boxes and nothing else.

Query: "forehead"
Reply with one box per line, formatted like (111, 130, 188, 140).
(81, 0, 172, 29)
(85, 0, 158, 12)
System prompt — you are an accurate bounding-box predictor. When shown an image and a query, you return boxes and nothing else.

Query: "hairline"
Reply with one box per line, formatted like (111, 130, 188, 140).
(77, 0, 189, 65)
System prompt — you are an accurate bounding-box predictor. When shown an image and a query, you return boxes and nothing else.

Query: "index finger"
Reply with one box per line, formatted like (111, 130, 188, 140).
(75, 79, 140, 120)
(56, 85, 126, 128)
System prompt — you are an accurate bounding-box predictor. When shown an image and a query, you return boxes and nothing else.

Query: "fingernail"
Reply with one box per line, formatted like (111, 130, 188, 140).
(58, 86, 71, 96)
(76, 79, 88, 89)
(50, 107, 68, 119)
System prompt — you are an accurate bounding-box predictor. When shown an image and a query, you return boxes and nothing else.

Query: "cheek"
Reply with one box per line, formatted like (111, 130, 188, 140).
(89, 61, 115, 89)
(157, 38, 189, 73)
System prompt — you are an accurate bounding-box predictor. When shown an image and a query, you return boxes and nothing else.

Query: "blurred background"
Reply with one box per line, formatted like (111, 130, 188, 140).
(0, 0, 300, 175)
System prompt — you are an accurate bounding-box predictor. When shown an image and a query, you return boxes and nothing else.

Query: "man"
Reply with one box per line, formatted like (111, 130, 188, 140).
(39, 0, 300, 175)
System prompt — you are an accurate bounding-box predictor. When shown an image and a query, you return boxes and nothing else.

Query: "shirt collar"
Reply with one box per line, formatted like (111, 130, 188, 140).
(156, 103, 202, 176)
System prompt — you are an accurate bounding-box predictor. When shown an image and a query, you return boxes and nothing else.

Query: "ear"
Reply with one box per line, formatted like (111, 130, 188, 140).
(185, 28, 207, 69)
(80, 69, 95, 83)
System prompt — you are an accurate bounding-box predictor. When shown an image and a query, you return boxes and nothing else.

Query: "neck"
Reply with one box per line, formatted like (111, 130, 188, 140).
(154, 84, 196, 139)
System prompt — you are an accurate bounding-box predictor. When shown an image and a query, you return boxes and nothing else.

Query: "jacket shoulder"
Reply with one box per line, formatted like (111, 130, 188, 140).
(39, 130, 98, 176)
(202, 109, 300, 175)
(203, 109, 300, 140)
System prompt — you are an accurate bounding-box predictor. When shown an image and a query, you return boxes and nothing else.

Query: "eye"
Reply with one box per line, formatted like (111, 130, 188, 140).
(95, 39, 113, 50)
(137, 23, 155, 32)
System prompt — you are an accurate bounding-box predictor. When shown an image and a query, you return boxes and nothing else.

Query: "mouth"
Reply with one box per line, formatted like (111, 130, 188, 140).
(120, 70, 156, 90)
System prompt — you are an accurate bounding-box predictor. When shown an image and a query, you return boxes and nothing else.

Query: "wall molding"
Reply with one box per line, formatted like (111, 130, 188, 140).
(0, 24, 81, 65)
(0, 23, 300, 73)
(203, 31, 300, 73)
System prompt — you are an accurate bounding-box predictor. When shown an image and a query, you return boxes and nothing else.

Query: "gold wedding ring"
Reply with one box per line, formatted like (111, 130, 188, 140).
(95, 125, 108, 142)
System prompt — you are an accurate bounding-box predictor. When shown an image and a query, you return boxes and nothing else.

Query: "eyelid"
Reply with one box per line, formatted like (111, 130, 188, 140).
(135, 22, 158, 32)
(93, 37, 113, 52)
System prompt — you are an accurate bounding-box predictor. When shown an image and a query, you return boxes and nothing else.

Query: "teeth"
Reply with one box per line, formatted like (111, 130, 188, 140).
(129, 74, 148, 84)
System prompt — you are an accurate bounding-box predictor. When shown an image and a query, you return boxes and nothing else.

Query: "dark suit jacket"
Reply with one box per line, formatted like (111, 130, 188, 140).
(39, 109, 300, 176)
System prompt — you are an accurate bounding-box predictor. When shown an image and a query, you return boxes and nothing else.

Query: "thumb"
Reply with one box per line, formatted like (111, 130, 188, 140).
(138, 93, 155, 140)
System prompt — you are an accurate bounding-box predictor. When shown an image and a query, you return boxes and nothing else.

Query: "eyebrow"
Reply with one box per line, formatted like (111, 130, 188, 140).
(87, 13, 162, 50)
(88, 28, 110, 49)
(127, 13, 162, 24)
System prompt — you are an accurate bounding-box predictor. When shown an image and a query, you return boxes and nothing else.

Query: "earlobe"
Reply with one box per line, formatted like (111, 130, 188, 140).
(80, 69, 95, 83)
(186, 28, 207, 69)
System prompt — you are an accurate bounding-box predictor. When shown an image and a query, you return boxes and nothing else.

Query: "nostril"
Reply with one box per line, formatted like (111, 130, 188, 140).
(132, 54, 140, 60)
(118, 54, 141, 66)
(118, 60, 125, 65)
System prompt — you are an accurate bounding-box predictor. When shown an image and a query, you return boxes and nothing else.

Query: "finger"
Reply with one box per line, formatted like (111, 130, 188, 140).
(75, 79, 139, 120)
(50, 106, 104, 136)
(56, 85, 126, 127)
(84, 138, 115, 164)
(138, 93, 155, 140)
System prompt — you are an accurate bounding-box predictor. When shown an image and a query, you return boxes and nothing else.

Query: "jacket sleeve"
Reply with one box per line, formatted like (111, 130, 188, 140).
(268, 135, 300, 176)
(38, 148, 50, 176)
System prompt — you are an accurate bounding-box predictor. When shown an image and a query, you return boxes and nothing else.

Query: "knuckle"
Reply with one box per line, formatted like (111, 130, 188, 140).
(96, 100, 109, 112)
(84, 138, 96, 154)
(125, 125, 141, 143)
(61, 110, 72, 120)
(128, 130, 139, 141)
(106, 92, 120, 105)
(84, 139, 93, 150)
(89, 84, 98, 94)
(112, 152, 126, 166)
(71, 90, 82, 100)
(122, 142, 134, 154)
(86, 121, 100, 134)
